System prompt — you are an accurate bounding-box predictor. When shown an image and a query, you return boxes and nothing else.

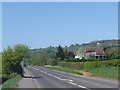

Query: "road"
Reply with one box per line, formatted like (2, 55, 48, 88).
(26, 66, 119, 89)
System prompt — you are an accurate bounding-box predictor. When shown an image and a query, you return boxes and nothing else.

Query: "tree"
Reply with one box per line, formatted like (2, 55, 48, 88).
(67, 51, 75, 59)
(104, 47, 119, 58)
(56, 45, 65, 60)
(64, 49, 69, 59)
(77, 47, 86, 59)
(32, 54, 48, 66)
(2, 44, 30, 76)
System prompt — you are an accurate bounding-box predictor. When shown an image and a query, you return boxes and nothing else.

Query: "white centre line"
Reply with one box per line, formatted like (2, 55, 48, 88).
(30, 67, 90, 89)
(68, 82, 77, 85)
(48, 74, 52, 76)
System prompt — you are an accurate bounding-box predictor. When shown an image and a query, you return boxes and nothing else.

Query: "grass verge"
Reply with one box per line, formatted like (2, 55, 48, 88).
(1, 75, 22, 88)
(45, 66, 119, 80)
(86, 67, 119, 80)
(45, 67, 83, 75)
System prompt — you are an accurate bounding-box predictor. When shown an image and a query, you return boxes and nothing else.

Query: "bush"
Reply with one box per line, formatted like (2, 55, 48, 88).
(2, 74, 9, 83)
(8, 73, 18, 79)
(65, 58, 101, 62)
(47, 59, 58, 66)
(2, 73, 18, 84)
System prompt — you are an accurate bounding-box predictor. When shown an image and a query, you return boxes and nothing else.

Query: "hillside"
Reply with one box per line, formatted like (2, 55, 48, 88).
(30, 39, 119, 58)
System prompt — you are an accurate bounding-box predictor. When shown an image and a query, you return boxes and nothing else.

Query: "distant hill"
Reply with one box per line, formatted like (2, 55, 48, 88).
(30, 39, 119, 58)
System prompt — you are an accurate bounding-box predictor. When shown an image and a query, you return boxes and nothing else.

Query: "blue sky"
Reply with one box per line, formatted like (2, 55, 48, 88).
(2, 2, 118, 50)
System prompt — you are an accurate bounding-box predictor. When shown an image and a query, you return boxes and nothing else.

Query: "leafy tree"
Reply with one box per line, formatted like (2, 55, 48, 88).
(77, 47, 86, 59)
(64, 49, 69, 59)
(67, 51, 75, 59)
(56, 45, 65, 60)
(2, 44, 30, 76)
(32, 54, 48, 66)
(105, 47, 119, 58)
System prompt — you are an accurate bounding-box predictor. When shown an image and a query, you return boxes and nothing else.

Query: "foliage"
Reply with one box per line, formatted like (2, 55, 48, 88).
(32, 54, 48, 66)
(2, 44, 30, 76)
(47, 59, 58, 66)
(67, 51, 75, 59)
(2, 73, 18, 83)
(58, 60, 120, 79)
(58, 60, 120, 70)
(77, 47, 86, 59)
(56, 45, 65, 60)
(64, 58, 101, 62)
(2, 75, 22, 88)
(105, 47, 120, 58)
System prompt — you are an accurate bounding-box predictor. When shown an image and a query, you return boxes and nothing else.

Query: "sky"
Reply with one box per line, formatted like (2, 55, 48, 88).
(2, 2, 118, 51)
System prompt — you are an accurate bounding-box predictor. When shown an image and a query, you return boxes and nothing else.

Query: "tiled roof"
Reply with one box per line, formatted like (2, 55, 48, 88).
(85, 47, 104, 55)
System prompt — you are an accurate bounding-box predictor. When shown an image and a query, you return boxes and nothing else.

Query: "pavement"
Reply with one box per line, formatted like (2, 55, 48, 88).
(18, 67, 36, 88)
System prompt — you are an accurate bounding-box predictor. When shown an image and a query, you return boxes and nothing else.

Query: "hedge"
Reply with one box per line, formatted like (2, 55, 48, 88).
(58, 60, 120, 70)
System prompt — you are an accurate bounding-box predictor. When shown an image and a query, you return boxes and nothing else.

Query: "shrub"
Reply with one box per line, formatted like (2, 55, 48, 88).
(8, 73, 18, 79)
(2, 74, 9, 83)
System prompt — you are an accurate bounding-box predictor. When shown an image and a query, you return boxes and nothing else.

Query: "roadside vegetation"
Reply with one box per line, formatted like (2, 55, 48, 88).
(46, 67, 83, 75)
(58, 60, 119, 80)
(1, 75, 22, 88)
(2, 44, 30, 88)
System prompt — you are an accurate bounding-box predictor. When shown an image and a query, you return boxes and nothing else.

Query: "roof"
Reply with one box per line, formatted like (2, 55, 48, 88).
(85, 47, 104, 55)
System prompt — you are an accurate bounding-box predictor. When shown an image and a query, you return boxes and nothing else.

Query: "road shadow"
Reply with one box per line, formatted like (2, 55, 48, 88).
(23, 76, 42, 79)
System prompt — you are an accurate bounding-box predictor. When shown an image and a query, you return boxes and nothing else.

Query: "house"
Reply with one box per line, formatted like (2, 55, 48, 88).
(84, 47, 105, 59)
(75, 47, 105, 59)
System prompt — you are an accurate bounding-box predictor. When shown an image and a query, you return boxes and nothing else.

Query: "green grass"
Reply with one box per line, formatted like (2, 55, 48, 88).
(87, 67, 119, 80)
(2, 75, 22, 88)
(46, 67, 83, 75)
(46, 65, 119, 80)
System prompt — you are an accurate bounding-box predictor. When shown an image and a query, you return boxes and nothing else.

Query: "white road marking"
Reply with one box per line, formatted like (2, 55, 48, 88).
(53, 76, 61, 79)
(78, 85, 91, 90)
(48, 74, 52, 76)
(43, 71, 47, 74)
(31, 67, 89, 89)
(68, 82, 77, 85)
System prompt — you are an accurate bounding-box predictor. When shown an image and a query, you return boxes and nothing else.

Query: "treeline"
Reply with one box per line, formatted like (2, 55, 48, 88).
(32, 45, 76, 66)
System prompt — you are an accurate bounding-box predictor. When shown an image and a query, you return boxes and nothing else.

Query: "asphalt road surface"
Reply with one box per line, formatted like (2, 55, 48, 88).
(26, 66, 119, 89)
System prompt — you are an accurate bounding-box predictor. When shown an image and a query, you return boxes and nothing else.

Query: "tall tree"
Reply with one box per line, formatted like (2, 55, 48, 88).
(64, 49, 69, 59)
(56, 45, 65, 60)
